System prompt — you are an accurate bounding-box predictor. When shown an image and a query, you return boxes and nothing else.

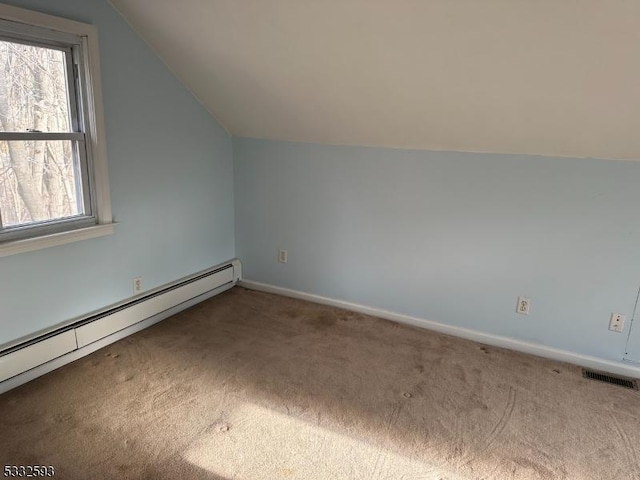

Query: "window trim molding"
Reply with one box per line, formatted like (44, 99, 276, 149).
(0, 223, 115, 257)
(0, 3, 113, 255)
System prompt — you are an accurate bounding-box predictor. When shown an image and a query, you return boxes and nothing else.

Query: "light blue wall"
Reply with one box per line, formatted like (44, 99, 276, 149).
(2, 1, 638, 367)
(234, 137, 640, 362)
(0, 0, 234, 346)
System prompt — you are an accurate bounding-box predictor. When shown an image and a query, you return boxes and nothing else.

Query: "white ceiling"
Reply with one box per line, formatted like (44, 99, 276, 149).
(109, 0, 640, 160)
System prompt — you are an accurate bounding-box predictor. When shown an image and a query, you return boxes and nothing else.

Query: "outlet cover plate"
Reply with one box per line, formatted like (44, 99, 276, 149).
(609, 313, 625, 333)
(133, 277, 143, 295)
(516, 297, 531, 315)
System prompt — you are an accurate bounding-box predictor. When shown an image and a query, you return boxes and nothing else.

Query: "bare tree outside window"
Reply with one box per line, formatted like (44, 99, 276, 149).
(0, 39, 83, 228)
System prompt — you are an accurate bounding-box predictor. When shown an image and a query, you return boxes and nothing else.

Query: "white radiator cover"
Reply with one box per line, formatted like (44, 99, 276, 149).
(0, 259, 240, 388)
(0, 330, 77, 384)
(75, 267, 234, 347)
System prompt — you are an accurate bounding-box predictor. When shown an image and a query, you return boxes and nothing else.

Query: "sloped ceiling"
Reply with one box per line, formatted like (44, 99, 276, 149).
(109, 0, 640, 160)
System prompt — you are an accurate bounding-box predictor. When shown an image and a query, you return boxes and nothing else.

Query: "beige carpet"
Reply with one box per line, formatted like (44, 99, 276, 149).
(1, 287, 640, 480)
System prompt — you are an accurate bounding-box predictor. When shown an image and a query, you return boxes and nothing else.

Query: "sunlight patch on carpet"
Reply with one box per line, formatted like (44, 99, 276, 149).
(182, 402, 458, 479)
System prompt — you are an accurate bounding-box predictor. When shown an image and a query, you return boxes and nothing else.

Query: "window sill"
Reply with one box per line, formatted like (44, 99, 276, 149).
(0, 223, 116, 258)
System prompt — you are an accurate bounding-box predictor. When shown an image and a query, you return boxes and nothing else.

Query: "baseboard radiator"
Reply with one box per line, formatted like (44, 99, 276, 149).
(0, 259, 241, 391)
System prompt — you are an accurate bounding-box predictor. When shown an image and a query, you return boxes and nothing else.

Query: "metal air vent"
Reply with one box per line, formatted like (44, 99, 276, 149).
(582, 369, 638, 390)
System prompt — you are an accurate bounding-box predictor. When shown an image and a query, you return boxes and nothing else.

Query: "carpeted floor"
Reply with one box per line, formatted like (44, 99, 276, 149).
(1, 287, 640, 480)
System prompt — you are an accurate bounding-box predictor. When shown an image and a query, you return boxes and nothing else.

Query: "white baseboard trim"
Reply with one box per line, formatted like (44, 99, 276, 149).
(239, 279, 640, 379)
(0, 282, 234, 395)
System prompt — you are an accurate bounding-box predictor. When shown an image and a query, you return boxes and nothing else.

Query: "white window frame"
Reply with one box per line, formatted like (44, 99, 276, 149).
(0, 4, 113, 257)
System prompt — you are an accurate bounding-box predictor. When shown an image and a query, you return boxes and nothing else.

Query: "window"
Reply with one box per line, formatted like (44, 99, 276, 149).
(0, 5, 112, 256)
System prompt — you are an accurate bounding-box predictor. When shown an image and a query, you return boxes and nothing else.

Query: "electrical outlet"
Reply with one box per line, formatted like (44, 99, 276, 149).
(609, 313, 626, 333)
(278, 249, 288, 264)
(516, 297, 531, 315)
(133, 277, 143, 295)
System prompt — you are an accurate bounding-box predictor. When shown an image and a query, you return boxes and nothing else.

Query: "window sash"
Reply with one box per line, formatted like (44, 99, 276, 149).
(0, 18, 80, 48)
(0, 137, 93, 234)
(0, 35, 81, 136)
(0, 133, 84, 141)
(0, 215, 97, 242)
(0, 23, 95, 240)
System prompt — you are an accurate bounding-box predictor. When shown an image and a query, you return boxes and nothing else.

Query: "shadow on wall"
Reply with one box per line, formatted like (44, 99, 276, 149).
(0, 287, 639, 479)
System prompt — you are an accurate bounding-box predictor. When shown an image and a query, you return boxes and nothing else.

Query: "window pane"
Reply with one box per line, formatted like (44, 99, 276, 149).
(0, 40, 72, 133)
(0, 140, 83, 227)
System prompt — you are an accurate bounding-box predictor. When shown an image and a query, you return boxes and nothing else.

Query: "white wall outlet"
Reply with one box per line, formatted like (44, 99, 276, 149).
(609, 313, 626, 333)
(278, 249, 288, 263)
(516, 297, 531, 315)
(133, 277, 143, 295)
